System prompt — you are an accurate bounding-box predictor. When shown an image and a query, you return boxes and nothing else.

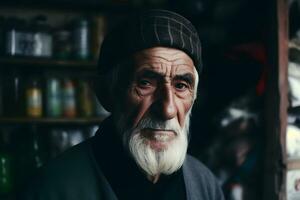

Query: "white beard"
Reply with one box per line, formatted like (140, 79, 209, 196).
(116, 111, 191, 177)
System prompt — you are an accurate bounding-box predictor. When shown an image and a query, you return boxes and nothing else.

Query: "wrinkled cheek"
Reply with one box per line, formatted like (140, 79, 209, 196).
(185, 100, 194, 113)
(124, 89, 150, 129)
(179, 99, 194, 127)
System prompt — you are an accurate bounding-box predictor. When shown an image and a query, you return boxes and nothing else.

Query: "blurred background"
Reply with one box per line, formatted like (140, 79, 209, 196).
(0, 0, 294, 199)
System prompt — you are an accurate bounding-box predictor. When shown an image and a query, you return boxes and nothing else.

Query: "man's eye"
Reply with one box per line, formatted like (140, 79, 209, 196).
(138, 79, 151, 87)
(174, 82, 188, 90)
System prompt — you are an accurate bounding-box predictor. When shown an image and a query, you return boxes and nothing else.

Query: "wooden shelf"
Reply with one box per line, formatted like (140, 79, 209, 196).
(287, 159, 300, 170)
(0, 1, 165, 13)
(0, 57, 97, 70)
(0, 117, 105, 125)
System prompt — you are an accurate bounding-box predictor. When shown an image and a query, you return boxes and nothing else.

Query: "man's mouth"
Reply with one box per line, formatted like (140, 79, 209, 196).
(141, 128, 176, 151)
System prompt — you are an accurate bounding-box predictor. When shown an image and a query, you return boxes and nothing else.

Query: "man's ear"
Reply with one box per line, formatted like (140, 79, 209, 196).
(91, 76, 113, 112)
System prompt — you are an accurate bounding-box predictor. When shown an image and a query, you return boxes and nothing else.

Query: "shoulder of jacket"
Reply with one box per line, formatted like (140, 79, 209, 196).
(44, 138, 93, 172)
(33, 138, 99, 190)
(183, 154, 224, 200)
(183, 154, 221, 188)
(184, 155, 214, 175)
(19, 137, 104, 200)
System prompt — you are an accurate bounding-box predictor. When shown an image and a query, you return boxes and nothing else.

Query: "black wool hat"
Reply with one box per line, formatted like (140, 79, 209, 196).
(98, 9, 202, 73)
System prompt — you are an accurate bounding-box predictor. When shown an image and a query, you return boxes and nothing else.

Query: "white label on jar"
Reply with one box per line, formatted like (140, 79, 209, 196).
(6, 31, 34, 56)
(33, 33, 53, 57)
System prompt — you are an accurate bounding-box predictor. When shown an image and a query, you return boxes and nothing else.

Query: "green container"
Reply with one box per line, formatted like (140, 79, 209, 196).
(0, 153, 13, 195)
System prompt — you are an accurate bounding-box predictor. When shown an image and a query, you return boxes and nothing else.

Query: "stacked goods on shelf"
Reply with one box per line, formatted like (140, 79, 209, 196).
(287, 34, 300, 161)
(286, 29, 300, 200)
(26, 75, 43, 118)
(0, 124, 99, 200)
(0, 14, 106, 61)
(0, 71, 110, 119)
(0, 70, 25, 117)
(204, 91, 263, 200)
(0, 129, 13, 200)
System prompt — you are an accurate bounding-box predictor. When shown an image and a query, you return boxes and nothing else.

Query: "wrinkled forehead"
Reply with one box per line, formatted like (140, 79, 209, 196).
(132, 47, 196, 73)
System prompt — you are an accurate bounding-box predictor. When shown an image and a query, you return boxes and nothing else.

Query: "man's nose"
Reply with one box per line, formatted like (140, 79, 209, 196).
(153, 85, 177, 120)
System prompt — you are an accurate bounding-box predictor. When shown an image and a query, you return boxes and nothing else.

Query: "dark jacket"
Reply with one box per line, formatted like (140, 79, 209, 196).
(20, 118, 224, 200)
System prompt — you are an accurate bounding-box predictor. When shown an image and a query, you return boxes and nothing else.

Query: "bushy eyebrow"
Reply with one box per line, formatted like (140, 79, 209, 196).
(174, 74, 195, 86)
(136, 69, 195, 85)
(137, 69, 161, 79)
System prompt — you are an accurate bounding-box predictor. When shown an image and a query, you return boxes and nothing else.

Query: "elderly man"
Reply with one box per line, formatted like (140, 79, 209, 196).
(21, 9, 224, 200)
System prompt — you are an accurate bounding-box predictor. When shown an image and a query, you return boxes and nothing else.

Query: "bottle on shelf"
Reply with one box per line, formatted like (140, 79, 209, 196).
(25, 76, 43, 118)
(0, 129, 14, 200)
(72, 17, 91, 60)
(53, 29, 71, 60)
(49, 128, 69, 158)
(30, 15, 53, 58)
(0, 72, 3, 117)
(3, 69, 25, 117)
(62, 78, 76, 118)
(5, 17, 36, 57)
(78, 80, 93, 117)
(14, 125, 47, 187)
(49, 127, 86, 158)
(46, 77, 62, 118)
(0, 16, 5, 56)
(29, 125, 45, 169)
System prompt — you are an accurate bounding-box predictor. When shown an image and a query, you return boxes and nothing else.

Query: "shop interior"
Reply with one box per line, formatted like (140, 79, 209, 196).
(0, 0, 294, 199)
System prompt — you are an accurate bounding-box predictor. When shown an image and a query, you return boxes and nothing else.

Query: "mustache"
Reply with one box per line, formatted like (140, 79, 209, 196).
(136, 117, 181, 136)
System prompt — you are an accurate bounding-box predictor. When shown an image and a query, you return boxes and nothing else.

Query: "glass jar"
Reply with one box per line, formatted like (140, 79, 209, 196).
(72, 18, 90, 60)
(3, 70, 25, 117)
(62, 78, 76, 118)
(26, 76, 43, 118)
(53, 30, 71, 60)
(46, 77, 62, 118)
(5, 17, 33, 57)
(0, 130, 13, 198)
(31, 15, 53, 58)
(78, 80, 93, 117)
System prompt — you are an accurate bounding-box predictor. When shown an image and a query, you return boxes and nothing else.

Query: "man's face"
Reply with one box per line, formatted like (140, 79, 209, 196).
(115, 47, 198, 176)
